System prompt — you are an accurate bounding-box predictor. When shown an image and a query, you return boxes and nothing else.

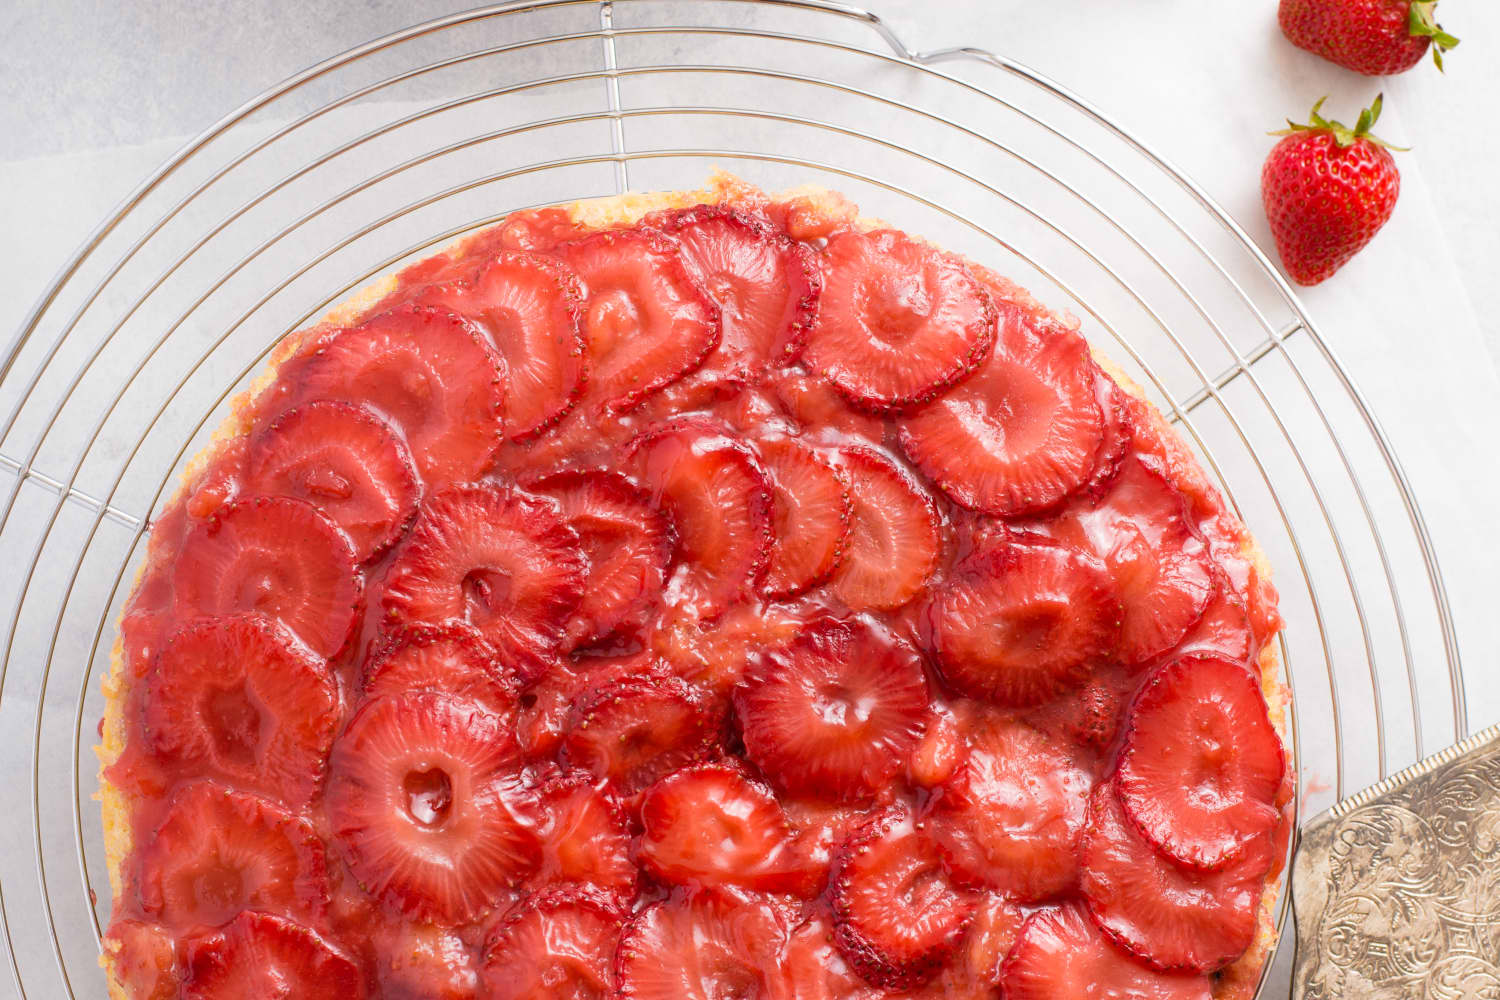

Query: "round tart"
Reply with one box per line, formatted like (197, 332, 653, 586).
(99, 173, 1289, 1000)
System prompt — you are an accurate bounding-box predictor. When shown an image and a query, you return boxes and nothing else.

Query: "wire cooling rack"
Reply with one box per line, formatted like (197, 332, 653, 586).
(0, 2, 1469, 997)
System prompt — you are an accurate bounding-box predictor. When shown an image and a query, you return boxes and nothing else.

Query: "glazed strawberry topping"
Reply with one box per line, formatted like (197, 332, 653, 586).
(246, 400, 419, 561)
(1116, 656, 1284, 871)
(899, 311, 1104, 516)
(326, 692, 539, 925)
(170, 496, 360, 658)
(526, 469, 673, 649)
(480, 889, 622, 1000)
(143, 615, 339, 807)
(649, 204, 820, 378)
(1001, 904, 1211, 1000)
(831, 810, 975, 988)
(415, 250, 588, 440)
(757, 435, 852, 599)
(1080, 783, 1267, 973)
(278, 304, 507, 482)
(736, 618, 928, 804)
(110, 193, 1286, 998)
(552, 228, 720, 412)
(807, 229, 995, 411)
(382, 483, 586, 679)
(925, 536, 1119, 706)
(138, 781, 328, 929)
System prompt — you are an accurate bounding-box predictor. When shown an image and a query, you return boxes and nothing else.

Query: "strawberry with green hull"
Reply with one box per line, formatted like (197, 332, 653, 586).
(1279, 0, 1458, 74)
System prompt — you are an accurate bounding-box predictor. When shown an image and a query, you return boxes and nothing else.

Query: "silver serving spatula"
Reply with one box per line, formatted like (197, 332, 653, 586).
(1291, 721, 1500, 998)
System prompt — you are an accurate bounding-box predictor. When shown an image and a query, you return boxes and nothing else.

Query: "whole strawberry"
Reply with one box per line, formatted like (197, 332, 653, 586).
(1261, 96, 1402, 286)
(1279, 0, 1459, 74)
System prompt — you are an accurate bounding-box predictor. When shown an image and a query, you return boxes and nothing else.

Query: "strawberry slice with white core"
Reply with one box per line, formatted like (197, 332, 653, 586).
(627, 419, 773, 618)
(1056, 452, 1215, 665)
(182, 911, 366, 1000)
(919, 718, 1092, 901)
(1001, 904, 1212, 1000)
(246, 400, 419, 561)
(924, 536, 1119, 706)
(526, 469, 673, 649)
(172, 496, 360, 658)
(326, 692, 539, 926)
(1116, 656, 1285, 871)
(561, 670, 721, 793)
(735, 618, 928, 803)
(831, 810, 976, 989)
(637, 761, 821, 896)
(1080, 783, 1267, 972)
(138, 781, 328, 930)
(523, 772, 637, 904)
(830, 447, 941, 612)
(807, 228, 996, 411)
(416, 250, 588, 440)
(281, 304, 507, 482)
(615, 891, 787, 1000)
(144, 614, 338, 808)
(650, 204, 821, 377)
(480, 889, 623, 1000)
(758, 436, 851, 599)
(362, 622, 519, 709)
(553, 228, 720, 412)
(382, 483, 586, 680)
(898, 308, 1104, 516)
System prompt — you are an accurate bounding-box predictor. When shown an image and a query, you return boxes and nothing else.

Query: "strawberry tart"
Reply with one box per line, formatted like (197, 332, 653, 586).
(98, 172, 1291, 1000)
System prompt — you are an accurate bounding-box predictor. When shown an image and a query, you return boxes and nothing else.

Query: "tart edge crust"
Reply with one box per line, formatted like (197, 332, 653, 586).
(96, 169, 1288, 1000)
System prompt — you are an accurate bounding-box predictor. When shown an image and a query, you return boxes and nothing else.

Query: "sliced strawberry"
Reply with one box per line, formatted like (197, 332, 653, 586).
(1085, 372, 1134, 496)
(1079, 783, 1267, 973)
(526, 469, 673, 649)
(480, 889, 623, 1000)
(1032, 673, 1130, 753)
(246, 400, 419, 561)
(735, 618, 928, 803)
(807, 229, 995, 411)
(946, 893, 1028, 996)
(371, 923, 479, 1000)
(1175, 573, 1255, 665)
(919, 718, 1092, 902)
(138, 781, 327, 930)
(1000, 904, 1211, 1000)
(524, 772, 637, 903)
(829, 447, 940, 611)
(1057, 453, 1215, 665)
(362, 621, 519, 708)
(781, 799, 870, 875)
(652, 603, 805, 696)
(637, 761, 821, 896)
(182, 911, 365, 1000)
(326, 692, 539, 925)
(758, 436, 851, 599)
(495, 207, 585, 253)
(515, 653, 655, 759)
(649, 204, 820, 376)
(769, 369, 887, 444)
(103, 920, 178, 1000)
(415, 250, 587, 440)
(1117, 656, 1285, 871)
(907, 708, 964, 790)
(626, 419, 773, 618)
(615, 891, 787, 1000)
(552, 228, 719, 412)
(561, 670, 721, 793)
(278, 304, 506, 482)
(898, 308, 1103, 515)
(924, 536, 1119, 706)
(381, 483, 586, 680)
(831, 810, 975, 989)
(144, 614, 338, 807)
(778, 913, 876, 1000)
(172, 495, 360, 657)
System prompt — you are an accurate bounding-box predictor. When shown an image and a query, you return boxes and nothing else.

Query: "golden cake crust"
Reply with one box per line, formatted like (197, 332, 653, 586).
(97, 170, 1288, 999)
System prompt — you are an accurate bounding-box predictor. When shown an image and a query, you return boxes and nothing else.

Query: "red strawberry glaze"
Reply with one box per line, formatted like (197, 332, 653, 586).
(104, 189, 1288, 999)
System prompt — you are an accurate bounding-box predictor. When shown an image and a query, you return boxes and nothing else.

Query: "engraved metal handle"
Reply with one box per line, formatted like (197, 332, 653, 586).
(1291, 722, 1500, 999)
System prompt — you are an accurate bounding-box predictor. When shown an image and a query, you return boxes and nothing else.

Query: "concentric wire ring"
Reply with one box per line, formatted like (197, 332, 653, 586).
(0, 3, 1464, 998)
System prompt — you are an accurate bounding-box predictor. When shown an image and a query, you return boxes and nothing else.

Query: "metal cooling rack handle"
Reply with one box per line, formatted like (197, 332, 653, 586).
(1291, 722, 1500, 998)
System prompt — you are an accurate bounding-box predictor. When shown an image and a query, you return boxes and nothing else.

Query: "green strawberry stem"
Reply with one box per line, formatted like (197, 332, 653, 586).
(1269, 94, 1409, 152)
(1409, 1, 1460, 71)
